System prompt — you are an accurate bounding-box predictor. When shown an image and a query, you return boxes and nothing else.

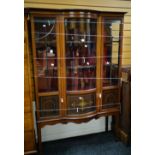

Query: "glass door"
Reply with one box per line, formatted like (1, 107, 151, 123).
(31, 15, 61, 119)
(64, 16, 97, 115)
(102, 19, 121, 86)
(101, 17, 122, 109)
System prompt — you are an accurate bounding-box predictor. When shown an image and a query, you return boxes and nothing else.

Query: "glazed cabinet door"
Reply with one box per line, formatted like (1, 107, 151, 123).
(61, 13, 99, 116)
(31, 14, 62, 120)
(101, 16, 123, 109)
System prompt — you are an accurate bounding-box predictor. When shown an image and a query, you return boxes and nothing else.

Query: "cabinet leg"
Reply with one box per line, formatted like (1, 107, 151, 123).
(112, 114, 120, 140)
(114, 114, 120, 138)
(37, 126, 43, 155)
(105, 116, 108, 132)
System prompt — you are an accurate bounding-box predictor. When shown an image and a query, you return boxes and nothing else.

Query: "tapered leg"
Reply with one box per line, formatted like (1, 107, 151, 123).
(105, 116, 109, 132)
(37, 126, 43, 155)
(114, 113, 120, 137)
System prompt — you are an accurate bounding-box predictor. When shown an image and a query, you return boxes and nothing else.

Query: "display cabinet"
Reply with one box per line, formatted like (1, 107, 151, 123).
(29, 11, 124, 153)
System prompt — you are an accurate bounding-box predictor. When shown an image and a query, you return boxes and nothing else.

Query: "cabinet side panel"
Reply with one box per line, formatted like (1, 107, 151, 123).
(24, 15, 37, 153)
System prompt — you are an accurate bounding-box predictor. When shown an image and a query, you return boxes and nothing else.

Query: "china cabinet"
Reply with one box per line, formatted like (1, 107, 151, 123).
(29, 10, 124, 153)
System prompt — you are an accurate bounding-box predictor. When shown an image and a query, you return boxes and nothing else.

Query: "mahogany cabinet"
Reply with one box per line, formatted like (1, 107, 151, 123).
(28, 10, 124, 153)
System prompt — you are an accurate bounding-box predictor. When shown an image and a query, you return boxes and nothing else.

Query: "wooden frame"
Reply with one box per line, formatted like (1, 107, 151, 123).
(24, 15, 37, 154)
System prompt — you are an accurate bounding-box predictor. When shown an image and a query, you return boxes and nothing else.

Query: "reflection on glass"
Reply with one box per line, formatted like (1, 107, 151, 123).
(67, 93, 96, 115)
(65, 18, 97, 91)
(103, 20, 121, 86)
(39, 96, 59, 117)
(34, 17, 58, 92)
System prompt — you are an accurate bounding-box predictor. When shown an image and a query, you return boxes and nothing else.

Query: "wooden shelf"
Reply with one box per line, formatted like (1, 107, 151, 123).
(38, 91, 59, 96)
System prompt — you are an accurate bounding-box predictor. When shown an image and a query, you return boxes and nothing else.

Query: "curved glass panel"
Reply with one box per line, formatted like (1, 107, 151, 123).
(67, 93, 96, 115)
(65, 18, 97, 91)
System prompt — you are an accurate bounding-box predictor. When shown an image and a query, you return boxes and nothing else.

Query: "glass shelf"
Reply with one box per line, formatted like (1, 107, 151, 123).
(66, 65, 96, 69)
(35, 40, 56, 44)
(66, 41, 95, 43)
